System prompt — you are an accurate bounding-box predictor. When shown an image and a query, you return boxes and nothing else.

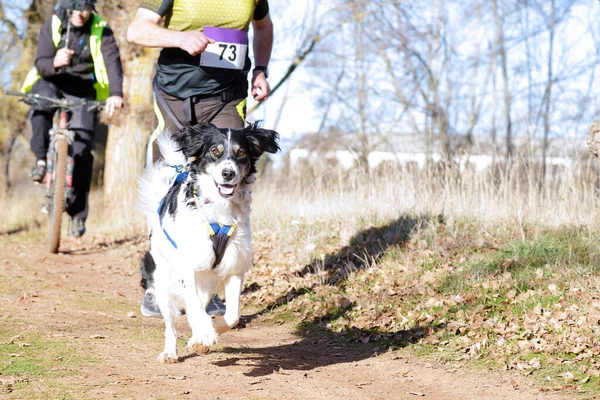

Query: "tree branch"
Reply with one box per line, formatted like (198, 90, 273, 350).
(0, 3, 24, 41)
(248, 5, 388, 115)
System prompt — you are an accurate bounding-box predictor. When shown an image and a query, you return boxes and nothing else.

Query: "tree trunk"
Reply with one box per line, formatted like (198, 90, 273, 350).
(103, 55, 155, 217)
(492, 0, 513, 159)
(100, 2, 157, 218)
(354, 0, 370, 172)
(2, 133, 17, 194)
(540, 0, 556, 190)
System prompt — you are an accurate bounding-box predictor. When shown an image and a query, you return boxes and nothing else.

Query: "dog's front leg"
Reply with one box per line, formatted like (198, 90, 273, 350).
(155, 283, 179, 363)
(214, 274, 243, 335)
(183, 270, 218, 354)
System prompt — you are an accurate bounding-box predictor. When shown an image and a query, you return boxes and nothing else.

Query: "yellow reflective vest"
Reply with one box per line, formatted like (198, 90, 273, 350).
(21, 14, 110, 101)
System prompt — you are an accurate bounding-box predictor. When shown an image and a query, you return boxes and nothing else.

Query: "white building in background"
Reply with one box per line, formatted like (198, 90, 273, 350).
(287, 132, 588, 174)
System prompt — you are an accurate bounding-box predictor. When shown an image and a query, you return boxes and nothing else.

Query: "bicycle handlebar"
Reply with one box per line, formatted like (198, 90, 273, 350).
(5, 90, 104, 112)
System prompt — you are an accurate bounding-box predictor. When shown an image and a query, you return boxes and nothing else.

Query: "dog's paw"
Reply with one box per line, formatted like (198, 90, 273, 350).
(189, 342, 211, 355)
(187, 328, 218, 352)
(157, 351, 179, 363)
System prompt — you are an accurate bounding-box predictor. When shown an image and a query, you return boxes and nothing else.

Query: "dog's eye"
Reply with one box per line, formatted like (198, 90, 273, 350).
(236, 149, 245, 158)
(211, 148, 221, 157)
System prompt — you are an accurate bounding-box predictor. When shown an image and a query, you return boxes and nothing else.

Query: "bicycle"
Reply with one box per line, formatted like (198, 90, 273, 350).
(7, 90, 103, 253)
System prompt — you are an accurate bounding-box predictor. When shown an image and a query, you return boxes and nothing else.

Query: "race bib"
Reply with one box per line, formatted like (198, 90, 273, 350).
(200, 26, 248, 70)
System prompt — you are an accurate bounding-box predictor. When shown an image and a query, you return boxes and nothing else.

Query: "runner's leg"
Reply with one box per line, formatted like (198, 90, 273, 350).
(201, 97, 246, 129)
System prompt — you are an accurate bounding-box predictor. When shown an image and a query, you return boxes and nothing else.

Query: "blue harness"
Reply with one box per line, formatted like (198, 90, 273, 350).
(158, 165, 237, 268)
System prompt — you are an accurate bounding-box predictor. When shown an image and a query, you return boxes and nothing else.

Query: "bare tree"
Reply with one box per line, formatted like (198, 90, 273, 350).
(540, 0, 556, 188)
(491, 0, 513, 158)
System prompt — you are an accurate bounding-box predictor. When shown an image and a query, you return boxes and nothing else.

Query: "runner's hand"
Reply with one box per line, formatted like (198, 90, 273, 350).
(104, 96, 124, 117)
(251, 70, 270, 101)
(54, 48, 75, 69)
(177, 31, 215, 56)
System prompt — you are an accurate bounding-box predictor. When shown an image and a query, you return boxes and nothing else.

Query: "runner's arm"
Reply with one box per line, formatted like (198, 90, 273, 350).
(251, 13, 273, 101)
(252, 13, 273, 71)
(126, 8, 214, 56)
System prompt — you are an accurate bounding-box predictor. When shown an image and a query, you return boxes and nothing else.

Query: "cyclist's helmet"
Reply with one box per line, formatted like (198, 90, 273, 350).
(59, 0, 97, 11)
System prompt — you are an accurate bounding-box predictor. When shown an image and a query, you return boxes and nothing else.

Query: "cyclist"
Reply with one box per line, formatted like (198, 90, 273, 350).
(126, 0, 273, 316)
(22, 0, 124, 237)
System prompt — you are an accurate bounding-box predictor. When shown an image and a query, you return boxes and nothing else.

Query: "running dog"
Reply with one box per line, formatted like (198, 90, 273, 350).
(138, 122, 279, 363)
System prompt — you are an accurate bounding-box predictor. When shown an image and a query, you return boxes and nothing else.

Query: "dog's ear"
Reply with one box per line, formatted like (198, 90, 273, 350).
(171, 123, 218, 159)
(244, 121, 280, 158)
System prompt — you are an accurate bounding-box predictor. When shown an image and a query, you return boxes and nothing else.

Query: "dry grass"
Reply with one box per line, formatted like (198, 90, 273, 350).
(2, 156, 596, 236)
(253, 158, 600, 255)
(0, 186, 145, 238)
(0, 186, 46, 235)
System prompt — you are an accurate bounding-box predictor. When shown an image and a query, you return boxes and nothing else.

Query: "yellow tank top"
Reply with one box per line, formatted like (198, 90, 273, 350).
(142, 0, 259, 31)
(141, 0, 267, 98)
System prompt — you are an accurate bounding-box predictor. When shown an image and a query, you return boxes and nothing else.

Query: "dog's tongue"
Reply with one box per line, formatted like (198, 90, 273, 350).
(219, 185, 234, 196)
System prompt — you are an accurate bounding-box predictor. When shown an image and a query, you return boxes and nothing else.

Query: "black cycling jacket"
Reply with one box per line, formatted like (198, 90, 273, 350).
(34, 14, 124, 99)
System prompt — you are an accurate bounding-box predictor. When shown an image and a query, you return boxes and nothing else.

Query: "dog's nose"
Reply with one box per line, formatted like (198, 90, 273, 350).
(222, 169, 235, 181)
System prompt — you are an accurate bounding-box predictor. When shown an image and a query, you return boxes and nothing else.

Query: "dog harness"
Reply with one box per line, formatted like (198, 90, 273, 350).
(158, 165, 237, 269)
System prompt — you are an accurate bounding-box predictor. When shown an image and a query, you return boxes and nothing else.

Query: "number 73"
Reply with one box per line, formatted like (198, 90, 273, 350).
(218, 44, 237, 62)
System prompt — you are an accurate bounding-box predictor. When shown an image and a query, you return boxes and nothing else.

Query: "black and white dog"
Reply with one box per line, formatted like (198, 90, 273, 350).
(138, 122, 279, 363)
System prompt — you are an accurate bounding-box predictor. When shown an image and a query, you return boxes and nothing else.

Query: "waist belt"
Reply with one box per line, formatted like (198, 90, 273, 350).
(182, 83, 247, 125)
(152, 76, 246, 127)
(190, 84, 247, 104)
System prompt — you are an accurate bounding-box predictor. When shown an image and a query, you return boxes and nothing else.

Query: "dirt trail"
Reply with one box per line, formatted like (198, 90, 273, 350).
(0, 232, 574, 399)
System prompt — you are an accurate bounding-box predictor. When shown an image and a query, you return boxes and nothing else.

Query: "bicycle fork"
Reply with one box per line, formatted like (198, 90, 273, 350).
(43, 112, 75, 214)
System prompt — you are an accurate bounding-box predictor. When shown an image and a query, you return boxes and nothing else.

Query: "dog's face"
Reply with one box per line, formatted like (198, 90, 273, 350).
(172, 122, 280, 199)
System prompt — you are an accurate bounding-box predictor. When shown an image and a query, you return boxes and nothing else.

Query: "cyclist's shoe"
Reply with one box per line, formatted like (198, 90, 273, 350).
(30, 159, 46, 183)
(71, 217, 86, 237)
(140, 288, 162, 318)
(206, 295, 226, 316)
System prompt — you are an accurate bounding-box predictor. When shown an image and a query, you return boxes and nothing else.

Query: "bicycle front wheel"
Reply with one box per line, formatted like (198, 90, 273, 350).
(48, 136, 68, 253)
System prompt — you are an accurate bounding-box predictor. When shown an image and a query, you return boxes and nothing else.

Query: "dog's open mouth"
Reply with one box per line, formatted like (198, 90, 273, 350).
(216, 183, 236, 198)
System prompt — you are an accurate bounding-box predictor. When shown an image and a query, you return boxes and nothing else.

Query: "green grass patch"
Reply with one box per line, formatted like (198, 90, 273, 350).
(509, 293, 562, 318)
(0, 329, 97, 378)
(271, 309, 299, 324)
(438, 228, 600, 296)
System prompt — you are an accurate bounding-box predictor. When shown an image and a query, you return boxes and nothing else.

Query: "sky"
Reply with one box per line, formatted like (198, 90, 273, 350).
(246, 2, 327, 153)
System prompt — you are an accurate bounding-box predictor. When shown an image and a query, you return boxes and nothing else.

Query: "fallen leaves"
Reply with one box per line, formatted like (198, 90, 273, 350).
(89, 334, 106, 339)
(166, 375, 187, 380)
(245, 215, 600, 392)
(1, 376, 28, 394)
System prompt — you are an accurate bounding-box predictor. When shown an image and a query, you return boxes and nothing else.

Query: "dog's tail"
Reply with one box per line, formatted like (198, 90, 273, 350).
(157, 131, 186, 167)
(138, 131, 186, 218)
